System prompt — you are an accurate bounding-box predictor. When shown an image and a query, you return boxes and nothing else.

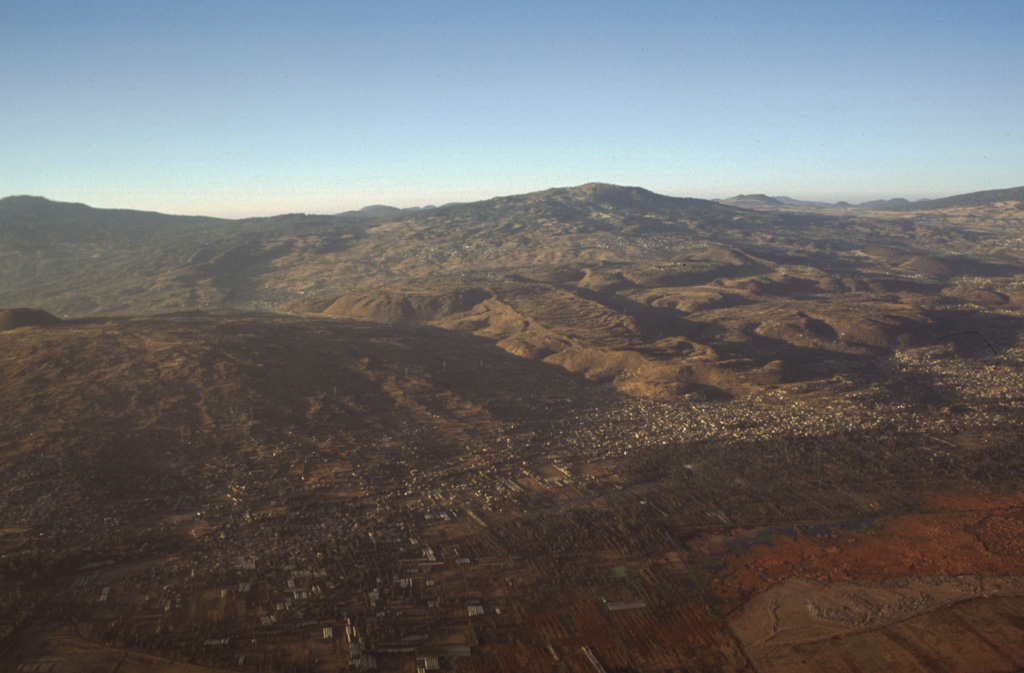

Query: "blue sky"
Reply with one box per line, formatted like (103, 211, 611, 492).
(2, 0, 1021, 217)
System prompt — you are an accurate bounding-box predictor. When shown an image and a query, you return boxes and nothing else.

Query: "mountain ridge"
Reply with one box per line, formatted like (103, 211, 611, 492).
(5, 181, 1024, 221)
(884, 185, 1024, 211)
(718, 185, 1024, 211)
(2, 181, 1022, 325)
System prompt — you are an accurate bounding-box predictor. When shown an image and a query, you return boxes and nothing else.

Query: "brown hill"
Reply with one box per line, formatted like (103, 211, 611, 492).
(885, 185, 1024, 211)
(286, 287, 492, 323)
(0, 307, 61, 331)
(898, 255, 952, 277)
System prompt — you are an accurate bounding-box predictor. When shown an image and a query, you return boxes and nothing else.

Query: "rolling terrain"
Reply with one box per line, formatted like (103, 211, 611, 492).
(5, 184, 1024, 400)
(2, 183, 1024, 671)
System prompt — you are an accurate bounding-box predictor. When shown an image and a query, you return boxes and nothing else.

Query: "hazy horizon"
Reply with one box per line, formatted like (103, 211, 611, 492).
(3, 0, 1022, 218)
(3, 181, 1018, 220)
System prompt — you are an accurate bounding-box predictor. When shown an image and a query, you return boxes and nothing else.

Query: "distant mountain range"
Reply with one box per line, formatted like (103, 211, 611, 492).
(4, 182, 1022, 227)
(719, 185, 1024, 211)
(2, 181, 1023, 320)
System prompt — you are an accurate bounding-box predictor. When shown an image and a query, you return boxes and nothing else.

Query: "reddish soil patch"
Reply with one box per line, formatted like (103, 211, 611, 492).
(712, 493, 1024, 610)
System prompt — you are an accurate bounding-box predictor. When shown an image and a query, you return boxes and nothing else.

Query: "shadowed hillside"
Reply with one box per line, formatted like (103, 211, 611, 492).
(0, 311, 609, 525)
(0, 308, 61, 331)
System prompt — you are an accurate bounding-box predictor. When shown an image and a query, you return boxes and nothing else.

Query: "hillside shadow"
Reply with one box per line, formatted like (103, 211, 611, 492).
(567, 286, 726, 343)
